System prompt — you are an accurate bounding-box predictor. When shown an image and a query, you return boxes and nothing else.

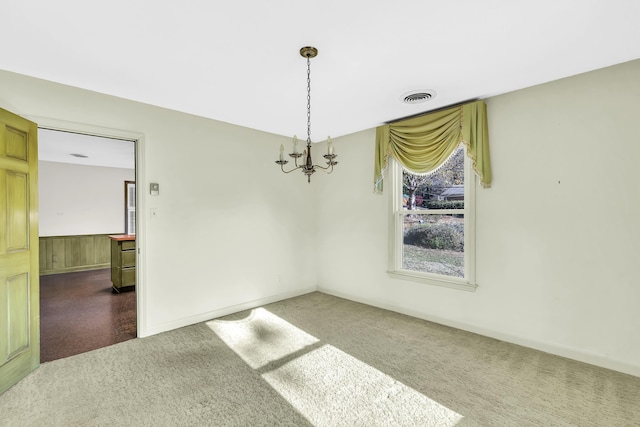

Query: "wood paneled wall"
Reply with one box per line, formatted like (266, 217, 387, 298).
(39, 234, 114, 276)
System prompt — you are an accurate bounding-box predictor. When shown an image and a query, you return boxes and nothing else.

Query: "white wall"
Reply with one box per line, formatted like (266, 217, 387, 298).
(316, 59, 640, 377)
(0, 69, 317, 337)
(39, 161, 135, 236)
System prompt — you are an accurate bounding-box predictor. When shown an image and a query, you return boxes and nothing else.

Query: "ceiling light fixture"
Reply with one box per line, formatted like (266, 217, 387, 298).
(70, 153, 88, 158)
(276, 46, 338, 183)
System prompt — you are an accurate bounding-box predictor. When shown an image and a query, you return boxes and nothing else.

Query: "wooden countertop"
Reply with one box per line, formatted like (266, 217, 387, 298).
(108, 234, 136, 241)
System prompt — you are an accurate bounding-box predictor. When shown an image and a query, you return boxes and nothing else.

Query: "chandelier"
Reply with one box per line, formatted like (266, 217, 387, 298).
(276, 46, 338, 183)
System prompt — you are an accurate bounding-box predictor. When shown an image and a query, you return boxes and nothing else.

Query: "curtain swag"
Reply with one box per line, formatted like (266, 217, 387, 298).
(374, 100, 491, 193)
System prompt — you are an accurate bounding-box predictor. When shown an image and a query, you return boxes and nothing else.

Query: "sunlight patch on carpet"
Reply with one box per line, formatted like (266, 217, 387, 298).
(206, 308, 319, 369)
(263, 344, 463, 426)
(208, 308, 463, 426)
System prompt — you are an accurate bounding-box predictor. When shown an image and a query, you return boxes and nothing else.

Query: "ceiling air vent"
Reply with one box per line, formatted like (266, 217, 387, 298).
(401, 90, 436, 104)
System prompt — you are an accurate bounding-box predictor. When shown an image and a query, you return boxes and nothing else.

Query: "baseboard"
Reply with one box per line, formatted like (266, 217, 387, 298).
(140, 286, 317, 338)
(40, 264, 110, 276)
(318, 287, 640, 378)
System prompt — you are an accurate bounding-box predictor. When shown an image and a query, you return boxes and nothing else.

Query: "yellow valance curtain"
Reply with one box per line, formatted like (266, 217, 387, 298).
(374, 100, 491, 193)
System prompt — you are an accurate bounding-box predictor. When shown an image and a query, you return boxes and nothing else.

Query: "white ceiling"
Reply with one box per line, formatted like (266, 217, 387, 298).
(3, 1, 640, 142)
(38, 128, 135, 169)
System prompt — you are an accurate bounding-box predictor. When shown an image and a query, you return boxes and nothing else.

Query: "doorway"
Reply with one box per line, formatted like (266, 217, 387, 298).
(37, 128, 138, 362)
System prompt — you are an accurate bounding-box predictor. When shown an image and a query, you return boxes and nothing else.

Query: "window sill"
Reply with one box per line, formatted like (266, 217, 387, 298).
(387, 270, 477, 292)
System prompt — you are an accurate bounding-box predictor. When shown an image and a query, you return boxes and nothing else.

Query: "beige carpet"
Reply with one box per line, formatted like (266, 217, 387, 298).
(1, 292, 639, 426)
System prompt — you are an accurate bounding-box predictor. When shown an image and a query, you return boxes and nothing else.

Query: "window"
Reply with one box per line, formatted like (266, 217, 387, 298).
(125, 181, 136, 235)
(388, 145, 476, 291)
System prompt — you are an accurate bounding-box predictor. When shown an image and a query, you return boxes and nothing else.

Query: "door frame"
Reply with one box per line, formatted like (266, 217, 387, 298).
(30, 116, 148, 337)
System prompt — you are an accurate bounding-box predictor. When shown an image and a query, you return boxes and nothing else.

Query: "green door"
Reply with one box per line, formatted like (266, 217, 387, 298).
(0, 107, 39, 394)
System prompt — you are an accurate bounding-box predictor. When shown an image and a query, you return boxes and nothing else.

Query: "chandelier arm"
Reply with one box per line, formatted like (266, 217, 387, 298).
(314, 164, 334, 173)
(280, 164, 304, 174)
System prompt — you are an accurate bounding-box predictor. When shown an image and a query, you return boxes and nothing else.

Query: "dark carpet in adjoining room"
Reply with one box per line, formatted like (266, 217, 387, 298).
(40, 268, 136, 362)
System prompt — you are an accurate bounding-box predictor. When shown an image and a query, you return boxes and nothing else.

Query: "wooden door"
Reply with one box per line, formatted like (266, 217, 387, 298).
(0, 107, 39, 394)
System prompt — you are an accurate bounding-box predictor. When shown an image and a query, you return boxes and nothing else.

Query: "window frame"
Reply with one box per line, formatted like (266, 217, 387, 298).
(387, 147, 477, 292)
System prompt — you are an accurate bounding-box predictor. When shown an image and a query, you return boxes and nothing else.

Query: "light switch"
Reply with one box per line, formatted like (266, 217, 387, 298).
(150, 183, 159, 196)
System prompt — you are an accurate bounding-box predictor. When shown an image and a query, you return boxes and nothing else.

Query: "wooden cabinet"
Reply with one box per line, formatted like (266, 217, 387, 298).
(109, 235, 136, 292)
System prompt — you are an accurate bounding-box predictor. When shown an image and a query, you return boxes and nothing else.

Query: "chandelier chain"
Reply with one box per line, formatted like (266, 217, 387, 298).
(307, 55, 311, 143)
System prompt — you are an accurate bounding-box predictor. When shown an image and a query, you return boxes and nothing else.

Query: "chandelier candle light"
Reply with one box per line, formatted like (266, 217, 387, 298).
(276, 46, 338, 183)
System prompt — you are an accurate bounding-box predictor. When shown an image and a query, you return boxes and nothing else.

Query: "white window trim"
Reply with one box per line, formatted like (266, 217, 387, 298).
(387, 152, 477, 292)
